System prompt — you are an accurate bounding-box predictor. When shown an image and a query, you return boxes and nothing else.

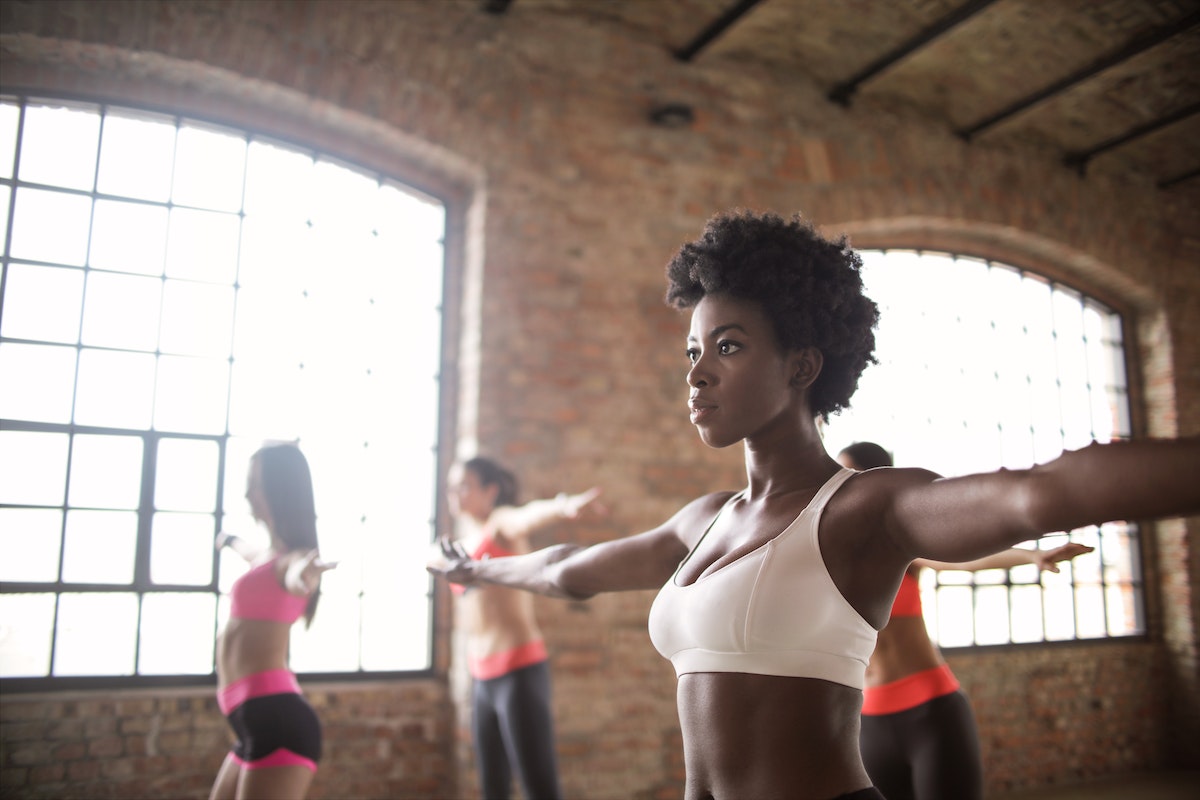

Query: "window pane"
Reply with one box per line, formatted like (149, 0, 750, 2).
(1010, 584, 1045, 643)
(0, 594, 56, 677)
(0, 100, 18, 179)
(68, 433, 144, 510)
(0, 343, 77, 423)
(74, 349, 156, 428)
(150, 512, 216, 586)
(172, 124, 246, 212)
(54, 593, 138, 676)
(974, 586, 1010, 645)
(231, 284, 308, 361)
(227, 358, 305, 437)
(18, 102, 99, 191)
(138, 593, 216, 675)
(244, 139, 314, 218)
(0, 509, 63, 582)
(165, 207, 241, 283)
(156, 438, 219, 512)
(935, 586, 974, 648)
(97, 111, 176, 202)
(362, 587, 432, 671)
(153, 355, 230, 434)
(159, 279, 235, 357)
(289, 592, 359, 673)
(1075, 584, 1107, 638)
(0, 185, 9, 253)
(0, 430, 68, 506)
(1044, 584, 1076, 640)
(89, 199, 169, 276)
(0, 263, 84, 343)
(9, 187, 92, 265)
(61, 510, 137, 584)
(80, 271, 163, 351)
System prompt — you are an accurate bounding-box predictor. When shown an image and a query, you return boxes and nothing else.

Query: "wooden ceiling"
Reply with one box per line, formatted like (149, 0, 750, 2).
(487, 0, 1200, 191)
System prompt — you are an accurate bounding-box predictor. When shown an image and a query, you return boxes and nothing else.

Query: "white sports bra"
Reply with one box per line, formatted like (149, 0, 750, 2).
(647, 468, 878, 689)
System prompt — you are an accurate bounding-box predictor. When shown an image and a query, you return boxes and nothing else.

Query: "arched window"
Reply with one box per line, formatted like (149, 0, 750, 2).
(823, 250, 1143, 646)
(0, 95, 446, 687)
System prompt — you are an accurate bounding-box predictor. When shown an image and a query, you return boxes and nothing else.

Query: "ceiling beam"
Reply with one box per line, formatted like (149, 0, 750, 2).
(828, 0, 1001, 106)
(675, 0, 766, 62)
(959, 10, 1200, 141)
(482, 0, 514, 14)
(1064, 101, 1200, 175)
(1159, 166, 1200, 189)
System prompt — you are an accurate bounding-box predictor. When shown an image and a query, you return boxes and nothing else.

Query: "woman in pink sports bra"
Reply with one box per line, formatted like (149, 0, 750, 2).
(442, 456, 604, 800)
(429, 210, 1200, 800)
(838, 441, 1092, 800)
(210, 444, 335, 800)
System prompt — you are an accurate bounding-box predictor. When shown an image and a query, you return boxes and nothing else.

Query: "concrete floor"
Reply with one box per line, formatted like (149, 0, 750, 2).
(990, 771, 1200, 800)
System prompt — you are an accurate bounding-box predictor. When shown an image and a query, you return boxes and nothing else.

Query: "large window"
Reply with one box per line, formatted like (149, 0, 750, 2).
(822, 250, 1143, 647)
(0, 96, 446, 687)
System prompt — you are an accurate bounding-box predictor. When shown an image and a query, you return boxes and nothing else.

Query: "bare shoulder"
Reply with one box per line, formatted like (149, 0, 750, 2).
(670, 490, 741, 547)
(823, 467, 943, 554)
(831, 466, 943, 511)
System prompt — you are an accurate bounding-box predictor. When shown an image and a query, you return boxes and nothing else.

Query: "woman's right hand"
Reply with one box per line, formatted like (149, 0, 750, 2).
(427, 536, 475, 585)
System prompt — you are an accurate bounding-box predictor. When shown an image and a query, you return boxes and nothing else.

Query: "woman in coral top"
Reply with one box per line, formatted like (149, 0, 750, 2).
(443, 456, 604, 800)
(838, 441, 1092, 800)
(210, 443, 336, 800)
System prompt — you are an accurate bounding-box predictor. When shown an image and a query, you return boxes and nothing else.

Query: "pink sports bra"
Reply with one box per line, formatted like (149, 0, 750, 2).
(230, 557, 309, 624)
(648, 469, 878, 689)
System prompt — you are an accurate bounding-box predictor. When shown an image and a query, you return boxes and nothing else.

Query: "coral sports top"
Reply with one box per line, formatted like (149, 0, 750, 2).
(890, 571, 923, 618)
(648, 468, 878, 689)
(230, 557, 308, 624)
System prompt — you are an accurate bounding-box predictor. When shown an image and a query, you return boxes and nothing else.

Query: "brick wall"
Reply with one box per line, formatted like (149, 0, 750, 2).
(1, 1, 1198, 798)
(0, 681, 454, 799)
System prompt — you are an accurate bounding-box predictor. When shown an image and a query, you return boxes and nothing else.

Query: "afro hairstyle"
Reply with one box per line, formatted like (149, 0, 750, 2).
(665, 209, 879, 421)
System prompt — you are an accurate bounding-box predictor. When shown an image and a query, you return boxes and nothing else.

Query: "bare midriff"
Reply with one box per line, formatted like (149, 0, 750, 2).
(458, 582, 543, 661)
(216, 618, 294, 689)
(675, 672, 872, 800)
(864, 615, 944, 687)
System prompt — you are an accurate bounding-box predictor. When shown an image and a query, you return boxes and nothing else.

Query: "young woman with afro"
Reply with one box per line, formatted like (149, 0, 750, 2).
(429, 209, 1200, 800)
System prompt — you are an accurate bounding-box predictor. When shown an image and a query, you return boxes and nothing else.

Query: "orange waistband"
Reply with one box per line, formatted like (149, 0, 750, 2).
(469, 639, 548, 681)
(862, 663, 959, 716)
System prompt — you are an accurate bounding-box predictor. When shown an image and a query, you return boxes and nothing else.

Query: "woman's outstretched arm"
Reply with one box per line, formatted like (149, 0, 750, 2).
(888, 436, 1200, 564)
(913, 542, 1094, 574)
(428, 493, 721, 599)
(491, 487, 608, 541)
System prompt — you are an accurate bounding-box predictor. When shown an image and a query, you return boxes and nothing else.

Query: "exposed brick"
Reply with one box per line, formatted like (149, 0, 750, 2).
(0, 2, 1197, 799)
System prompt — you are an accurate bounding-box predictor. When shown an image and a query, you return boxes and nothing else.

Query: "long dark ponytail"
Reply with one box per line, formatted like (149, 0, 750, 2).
(256, 443, 321, 628)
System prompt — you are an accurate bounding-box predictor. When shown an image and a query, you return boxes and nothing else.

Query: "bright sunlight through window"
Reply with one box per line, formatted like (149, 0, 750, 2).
(0, 96, 445, 685)
(822, 250, 1143, 648)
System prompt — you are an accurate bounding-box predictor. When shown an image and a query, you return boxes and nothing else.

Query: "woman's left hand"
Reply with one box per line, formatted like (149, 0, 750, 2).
(1031, 542, 1094, 573)
(427, 536, 475, 584)
(295, 549, 338, 594)
(562, 487, 608, 519)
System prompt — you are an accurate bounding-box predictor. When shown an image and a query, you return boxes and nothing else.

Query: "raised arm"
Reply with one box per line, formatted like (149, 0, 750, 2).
(913, 542, 1094, 574)
(428, 494, 720, 599)
(215, 531, 263, 564)
(282, 549, 338, 596)
(490, 487, 608, 542)
(888, 436, 1200, 564)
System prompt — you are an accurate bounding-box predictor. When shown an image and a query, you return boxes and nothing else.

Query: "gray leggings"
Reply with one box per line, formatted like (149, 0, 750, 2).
(472, 660, 562, 800)
(859, 689, 983, 800)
